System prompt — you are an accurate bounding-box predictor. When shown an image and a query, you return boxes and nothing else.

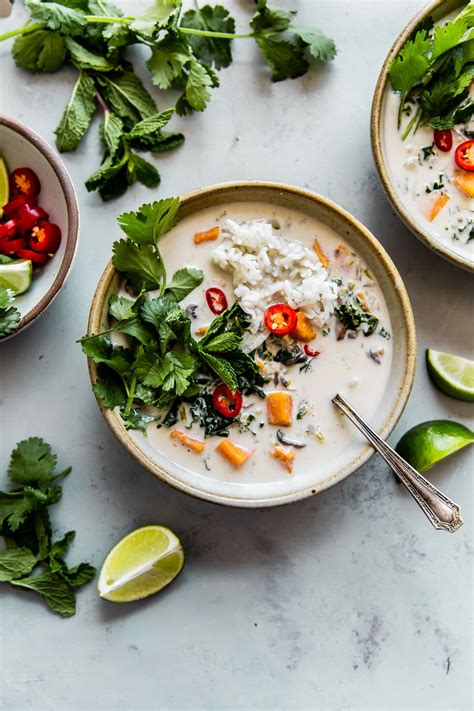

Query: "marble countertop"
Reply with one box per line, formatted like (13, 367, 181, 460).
(0, 2, 472, 710)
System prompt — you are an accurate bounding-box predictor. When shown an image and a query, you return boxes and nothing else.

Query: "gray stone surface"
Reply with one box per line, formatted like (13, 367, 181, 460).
(0, 2, 472, 710)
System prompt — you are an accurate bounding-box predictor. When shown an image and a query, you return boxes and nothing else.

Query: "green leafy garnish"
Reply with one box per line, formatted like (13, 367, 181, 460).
(0, 438, 95, 617)
(0, 284, 21, 338)
(335, 297, 379, 337)
(389, 4, 474, 134)
(0, 0, 335, 200)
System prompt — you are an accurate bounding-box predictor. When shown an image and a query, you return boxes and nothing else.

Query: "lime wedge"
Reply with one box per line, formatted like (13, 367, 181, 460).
(0, 259, 32, 295)
(0, 155, 9, 217)
(98, 525, 185, 603)
(396, 420, 474, 473)
(426, 348, 474, 402)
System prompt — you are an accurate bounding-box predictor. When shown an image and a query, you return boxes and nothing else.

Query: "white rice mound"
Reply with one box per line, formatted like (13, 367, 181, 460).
(212, 219, 339, 330)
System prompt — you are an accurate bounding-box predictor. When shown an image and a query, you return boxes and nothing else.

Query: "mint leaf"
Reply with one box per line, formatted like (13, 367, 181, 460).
(128, 152, 161, 189)
(97, 69, 157, 125)
(117, 197, 180, 245)
(64, 36, 116, 71)
(11, 572, 76, 617)
(55, 71, 97, 152)
(8, 438, 57, 488)
(164, 267, 204, 302)
(198, 350, 238, 391)
(201, 331, 241, 353)
(100, 112, 124, 158)
(12, 29, 66, 73)
(181, 5, 235, 69)
(81, 335, 133, 375)
(0, 547, 37, 581)
(176, 58, 217, 115)
(112, 240, 165, 290)
(84, 150, 128, 197)
(25, 0, 87, 34)
(127, 108, 175, 139)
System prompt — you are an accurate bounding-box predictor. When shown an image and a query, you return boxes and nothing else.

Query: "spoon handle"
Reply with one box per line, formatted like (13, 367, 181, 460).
(332, 394, 463, 533)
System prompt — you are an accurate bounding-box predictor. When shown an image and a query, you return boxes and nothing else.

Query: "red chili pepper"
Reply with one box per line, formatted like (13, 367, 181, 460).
(0, 219, 18, 240)
(264, 304, 298, 336)
(16, 248, 47, 264)
(0, 237, 26, 255)
(455, 140, 474, 172)
(16, 205, 49, 233)
(206, 287, 228, 315)
(304, 344, 320, 358)
(2, 194, 35, 218)
(212, 384, 243, 418)
(433, 129, 452, 152)
(9, 167, 41, 198)
(30, 221, 61, 254)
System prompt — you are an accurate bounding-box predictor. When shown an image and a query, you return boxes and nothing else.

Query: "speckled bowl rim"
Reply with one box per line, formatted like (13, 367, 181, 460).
(0, 115, 79, 338)
(370, 0, 473, 274)
(87, 181, 417, 508)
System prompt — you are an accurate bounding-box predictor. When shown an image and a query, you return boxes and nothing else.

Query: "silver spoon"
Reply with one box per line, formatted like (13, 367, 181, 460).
(332, 394, 463, 533)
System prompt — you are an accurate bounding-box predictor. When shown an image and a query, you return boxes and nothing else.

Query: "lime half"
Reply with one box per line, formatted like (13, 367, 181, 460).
(98, 525, 185, 603)
(396, 420, 474, 473)
(426, 348, 474, 402)
(0, 259, 32, 295)
(0, 155, 9, 217)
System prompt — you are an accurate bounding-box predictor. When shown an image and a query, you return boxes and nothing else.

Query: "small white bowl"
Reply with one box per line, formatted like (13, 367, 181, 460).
(0, 115, 79, 339)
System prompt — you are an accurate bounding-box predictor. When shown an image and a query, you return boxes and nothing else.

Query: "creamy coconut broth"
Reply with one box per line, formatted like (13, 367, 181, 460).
(118, 203, 393, 485)
(383, 10, 474, 264)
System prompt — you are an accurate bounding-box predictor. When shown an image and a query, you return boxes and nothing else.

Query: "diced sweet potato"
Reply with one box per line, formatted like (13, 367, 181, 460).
(194, 225, 220, 244)
(170, 430, 205, 453)
(356, 291, 370, 313)
(216, 439, 252, 468)
(313, 239, 329, 269)
(452, 171, 474, 198)
(271, 446, 295, 473)
(428, 192, 450, 222)
(291, 311, 317, 343)
(195, 326, 208, 336)
(266, 391, 292, 426)
(256, 359, 265, 372)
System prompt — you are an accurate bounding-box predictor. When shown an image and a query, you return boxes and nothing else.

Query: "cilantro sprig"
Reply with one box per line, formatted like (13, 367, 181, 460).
(0, 282, 21, 338)
(0, 438, 95, 617)
(389, 3, 474, 136)
(80, 196, 264, 432)
(0, 0, 336, 200)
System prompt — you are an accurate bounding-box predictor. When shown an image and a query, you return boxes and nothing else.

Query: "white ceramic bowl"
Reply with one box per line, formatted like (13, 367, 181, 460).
(87, 182, 417, 508)
(0, 115, 79, 338)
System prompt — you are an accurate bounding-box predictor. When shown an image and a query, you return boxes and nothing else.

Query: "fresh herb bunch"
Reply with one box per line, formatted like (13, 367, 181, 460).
(0, 0, 336, 200)
(389, 2, 474, 138)
(80, 196, 264, 432)
(0, 438, 95, 617)
(0, 279, 21, 337)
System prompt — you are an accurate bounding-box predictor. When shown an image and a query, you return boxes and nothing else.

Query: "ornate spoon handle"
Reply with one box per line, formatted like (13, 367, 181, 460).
(332, 394, 463, 532)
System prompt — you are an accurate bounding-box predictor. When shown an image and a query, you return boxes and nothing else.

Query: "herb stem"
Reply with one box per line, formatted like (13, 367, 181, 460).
(401, 106, 421, 141)
(84, 14, 132, 24)
(96, 89, 110, 115)
(124, 375, 137, 417)
(0, 23, 44, 41)
(179, 27, 253, 39)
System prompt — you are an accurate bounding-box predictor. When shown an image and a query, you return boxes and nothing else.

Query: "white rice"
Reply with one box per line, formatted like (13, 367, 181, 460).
(212, 219, 339, 331)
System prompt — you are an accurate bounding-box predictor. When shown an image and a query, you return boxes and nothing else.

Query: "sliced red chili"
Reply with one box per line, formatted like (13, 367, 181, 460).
(304, 344, 320, 358)
(455, 140, 474, 172)
(9, 167, 41, 198)
(16, 205, 49, 233)
(433, 129, 452, 152)
(2, 194, 34, 218)
(206, 287, 228, 315)
(0, 237, 27, 255)
(16, 248, 47, 264)
(30, 221, 61, 254)
(264, 304, 298, 336)
(0, 219, 18, 240)
(212, 384, 243, 418)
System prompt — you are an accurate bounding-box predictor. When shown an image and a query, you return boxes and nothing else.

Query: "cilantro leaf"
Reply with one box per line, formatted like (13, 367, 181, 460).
(11, 572, 76, 617)
(0, 284, 21, 337)
(135, 347, 197, 395)
(291, 26, 337, 62)
(176, 58, 217, 115)
(55, 71, 97, 152)
(47, 531, 96, 587)
(388, 29, 431, 99)
(93, 365, 128, 408)
(117, 197, 180, 245)
(12, 29, 66, 73)
(8, 438, 57, 488)
(164, 267, 204, 302)
(119, 407, 158, 431)
(109, 294, 136, 321)
(253, 34, 308, 81)
(147, 34, 190, 90)
(81, 335, 133, 375)
(130, 0, 181, 39)
(431, 18, 468, 60)
(25, 0, 87, 35)
(112, 240, 165, 290)
(0, 548, 37, 582)
(181, 5, 235, 70)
